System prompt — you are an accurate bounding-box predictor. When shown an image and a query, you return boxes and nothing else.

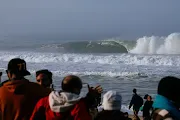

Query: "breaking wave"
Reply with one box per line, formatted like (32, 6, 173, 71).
(0, 51, 180, 66)
(40, 40, 130, 53)
(130, 33, 180, 54)
(39, 33, 180, 54)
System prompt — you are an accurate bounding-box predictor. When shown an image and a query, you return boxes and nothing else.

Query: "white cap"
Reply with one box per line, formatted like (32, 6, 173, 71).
(102, 90, 122, 110)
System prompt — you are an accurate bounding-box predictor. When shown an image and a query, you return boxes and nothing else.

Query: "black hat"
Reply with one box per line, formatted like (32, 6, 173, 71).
(7, 58, 30, 76)
(158, 76, 180, 103)
(144, 94, 149, 99)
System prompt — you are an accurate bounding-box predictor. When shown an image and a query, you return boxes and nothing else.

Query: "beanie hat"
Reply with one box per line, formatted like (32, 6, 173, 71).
(102, 90, 122, 110)
(158, 76, 180, 103)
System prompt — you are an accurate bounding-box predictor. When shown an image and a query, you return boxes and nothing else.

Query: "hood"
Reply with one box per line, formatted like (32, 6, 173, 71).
(49, 91, 82, 113)
(3, 79, 29, 93)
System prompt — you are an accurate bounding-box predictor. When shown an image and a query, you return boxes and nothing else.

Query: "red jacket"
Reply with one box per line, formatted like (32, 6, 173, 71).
(0, 79, 51, 120)
(30, 91, 92, 120)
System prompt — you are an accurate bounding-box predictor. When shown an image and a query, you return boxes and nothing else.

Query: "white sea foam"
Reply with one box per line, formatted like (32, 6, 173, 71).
(0, 51, 179, 66)
(130, 33, 180, 54)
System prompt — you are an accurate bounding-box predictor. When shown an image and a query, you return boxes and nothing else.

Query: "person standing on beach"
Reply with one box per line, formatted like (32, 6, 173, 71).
(36, 69, 54, 89)
(129, 88, 143, 118)
(143, 95, 153, 120)
(0, 58, 51, 120)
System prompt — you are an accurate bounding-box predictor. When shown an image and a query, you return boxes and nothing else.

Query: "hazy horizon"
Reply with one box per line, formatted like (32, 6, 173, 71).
(1, 0, 180, 41)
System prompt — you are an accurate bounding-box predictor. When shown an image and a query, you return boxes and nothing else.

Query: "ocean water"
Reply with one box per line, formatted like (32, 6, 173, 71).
(1, 33, 180, 114)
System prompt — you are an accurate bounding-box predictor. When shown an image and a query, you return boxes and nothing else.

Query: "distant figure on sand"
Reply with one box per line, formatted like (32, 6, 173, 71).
(95, 90, 126, 120)
(143, 95, 153, 120)
(36, 69, 53, 89)
(151, 76, 180, 120)
(129, 89, 143, 118)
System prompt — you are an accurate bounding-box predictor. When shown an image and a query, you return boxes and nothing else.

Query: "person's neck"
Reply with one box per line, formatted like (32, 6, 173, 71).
(10, 76, 25, 81)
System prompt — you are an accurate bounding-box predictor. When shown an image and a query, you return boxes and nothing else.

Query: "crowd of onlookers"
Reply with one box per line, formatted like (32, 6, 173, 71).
(0, 58, 180, 120)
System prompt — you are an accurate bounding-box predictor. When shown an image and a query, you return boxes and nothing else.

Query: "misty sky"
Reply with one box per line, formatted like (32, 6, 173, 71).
(0, 0, 180, 40)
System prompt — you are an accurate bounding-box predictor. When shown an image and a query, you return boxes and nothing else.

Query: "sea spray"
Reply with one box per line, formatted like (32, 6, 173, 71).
(130, 33, 180, 54)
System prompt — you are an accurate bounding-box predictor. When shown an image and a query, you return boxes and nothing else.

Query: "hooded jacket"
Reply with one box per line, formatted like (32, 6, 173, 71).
(30, 91, 92, 120)
(0, 79, 51, 120)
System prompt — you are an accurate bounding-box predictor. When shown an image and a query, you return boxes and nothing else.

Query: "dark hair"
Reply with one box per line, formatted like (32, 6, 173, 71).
(144, 94, 149, 99)
(133, 88, 137, 94)
(158, 76, 180, 103)
(7, 58, 30, 76)
(61, 75, 82, 93)
(36, 69, 52, 79)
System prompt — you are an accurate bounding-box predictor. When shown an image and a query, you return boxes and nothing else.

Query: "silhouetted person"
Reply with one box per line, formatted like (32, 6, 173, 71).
(143, 95, 153, 120)
(129, 89, 143, 118)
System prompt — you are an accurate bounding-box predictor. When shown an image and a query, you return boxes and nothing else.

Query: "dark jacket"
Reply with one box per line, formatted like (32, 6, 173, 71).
(143, 101, 153, 117)
(129, 94, 143, 109)
(0, 79, 51, 120)
(95, 110, 126, 120)
(30, 91, 92, 120)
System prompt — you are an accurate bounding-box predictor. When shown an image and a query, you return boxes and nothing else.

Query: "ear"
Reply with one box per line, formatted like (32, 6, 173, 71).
(7, 71, 13, 80)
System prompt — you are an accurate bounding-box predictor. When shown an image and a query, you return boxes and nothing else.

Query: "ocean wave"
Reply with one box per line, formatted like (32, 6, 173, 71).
(0, 51, 180, 66)
(52, 71, 146, 78)
(39, 32, 180, 54)
(40, 40, 130, 53)
(130, 33, 180, 54)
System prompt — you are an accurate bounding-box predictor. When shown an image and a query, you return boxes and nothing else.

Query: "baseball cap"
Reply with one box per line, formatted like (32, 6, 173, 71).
(7, 58, 30, 76)
(102, 90, 122, 110)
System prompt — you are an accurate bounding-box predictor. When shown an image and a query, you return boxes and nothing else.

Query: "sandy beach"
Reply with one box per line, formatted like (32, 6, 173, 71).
(129, 115, 143, 120)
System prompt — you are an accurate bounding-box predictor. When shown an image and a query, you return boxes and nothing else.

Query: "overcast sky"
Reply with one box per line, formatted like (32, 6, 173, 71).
(0, 0, 180, 40)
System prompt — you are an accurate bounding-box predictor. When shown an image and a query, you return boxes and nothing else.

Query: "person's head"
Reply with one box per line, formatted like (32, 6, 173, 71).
(6, 58, 30, 80)
(158, 76, 180, 105)
(36, 69, 53, 88)
(124, 112, 129, 118)
(147, 95, 152, 101)
(61, 75, 82, 95)
(102, 90, 122, 110)
(144, 94, 149, 99)
(133, 88, 137, 94)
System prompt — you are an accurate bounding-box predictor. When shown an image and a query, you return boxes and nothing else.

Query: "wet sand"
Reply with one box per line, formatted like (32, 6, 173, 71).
(129, 115, 143, 120)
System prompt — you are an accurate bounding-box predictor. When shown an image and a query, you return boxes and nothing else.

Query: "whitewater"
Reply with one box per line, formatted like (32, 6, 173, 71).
(0, 32, 180, 115)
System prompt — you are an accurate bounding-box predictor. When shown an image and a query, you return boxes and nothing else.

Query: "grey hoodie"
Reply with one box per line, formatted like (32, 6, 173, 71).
(49, 91, 82, 113)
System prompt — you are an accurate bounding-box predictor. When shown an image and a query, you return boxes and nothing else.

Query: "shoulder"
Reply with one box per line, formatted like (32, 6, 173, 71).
(152, 109, 173, 120)
(74, 98, 87, 108)
(36, 96, 49, 107)
(71, 98, 88, 113)
(28, 82, 51, 96)
(0, 80, 9, 87)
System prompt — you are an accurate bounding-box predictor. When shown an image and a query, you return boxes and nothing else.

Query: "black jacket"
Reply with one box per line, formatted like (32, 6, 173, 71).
(143, 101, 153, 117)
(129, 94, 143, 109)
